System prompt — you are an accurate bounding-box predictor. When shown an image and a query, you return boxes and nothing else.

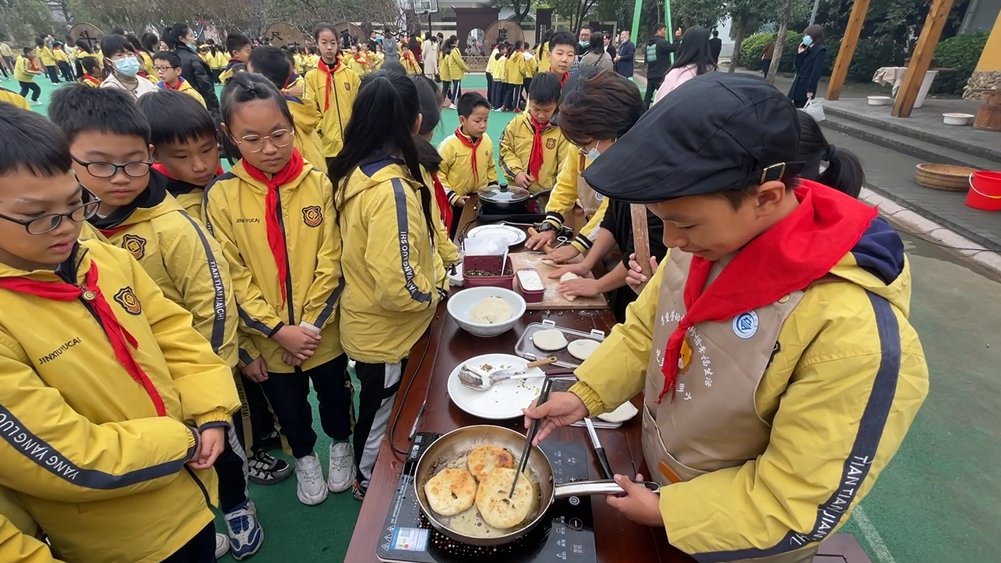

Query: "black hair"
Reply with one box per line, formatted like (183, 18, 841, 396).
(412, 75, 442, 137)
(153, 51, 182, 69)
(35, 37, 44, 47)
(327, 71, 431, 228)
(111, 26, 125, 36)
(100, 34, 134, 58)
(654, 23, 667, 34)
(140, 32, 159, 53)
(580, 25, 592, 32)
(0, 104, 72, 177)
(804, 24, 825, 44)
(48, 84, 151, 145)
(166, 23, 191, 48)
(457, 92, 490, 117)
(712, 29, 719, 37)
(125, 34, 144, 53)
(670, 26, 715, 74)
(79, 56, 101, 76)
(248, 47, 291, 89)
(559, 68, 643, 146)
(382, 61, 407, 75)
(313, 22, 337, 42)
(220, 72, 296, 160)
(588, 33, 605, 54)
(137, 89, 218, 147)
(74, 39, 92, 54)
(797, 110, 863, 198)
(21, 47, 32, 57)
(549, 31, 576, 51)
(226, 33, 251, 54)
(528, 72, 561, 105)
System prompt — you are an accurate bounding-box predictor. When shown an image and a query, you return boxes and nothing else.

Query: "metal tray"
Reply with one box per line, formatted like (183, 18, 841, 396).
(514, 320, 605, 369)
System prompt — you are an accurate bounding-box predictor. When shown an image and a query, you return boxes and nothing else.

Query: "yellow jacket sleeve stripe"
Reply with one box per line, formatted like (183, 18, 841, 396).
(375, 179, 435, 309)
(175, 211, 231, 358)
(661, 293, 911, 559)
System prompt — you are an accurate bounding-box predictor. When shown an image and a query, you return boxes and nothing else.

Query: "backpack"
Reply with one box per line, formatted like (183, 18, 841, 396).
(645, 43, 657, 64)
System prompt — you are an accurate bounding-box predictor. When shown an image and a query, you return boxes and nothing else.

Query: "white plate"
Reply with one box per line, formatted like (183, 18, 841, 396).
(447, 354, 545, 420)
(466, 225, 527, 247)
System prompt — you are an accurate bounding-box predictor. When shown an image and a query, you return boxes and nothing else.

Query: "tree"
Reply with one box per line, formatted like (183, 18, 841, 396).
(549, 0, 600, 33)
(726, 0, 775, 72)
(0, 0, 56, 42)
(493, 0, 534, 24)
(766, 0, 794, 84)
(672, 0, 727, 30)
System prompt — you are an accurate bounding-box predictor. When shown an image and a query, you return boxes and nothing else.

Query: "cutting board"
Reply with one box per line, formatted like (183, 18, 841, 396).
(509, 252, 607, 309)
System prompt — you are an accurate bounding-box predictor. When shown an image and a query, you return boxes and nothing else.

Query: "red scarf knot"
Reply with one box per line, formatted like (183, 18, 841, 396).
(316, 59, 341, 111)
(454, 128, 482, 186)
(527, 115, 547, 181)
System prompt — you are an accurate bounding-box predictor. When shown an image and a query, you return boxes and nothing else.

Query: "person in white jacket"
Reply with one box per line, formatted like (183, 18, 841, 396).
(422, 33, 439, 81)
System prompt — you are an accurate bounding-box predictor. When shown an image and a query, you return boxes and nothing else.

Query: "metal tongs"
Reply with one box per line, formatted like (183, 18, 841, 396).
(510, 375, 554, 498)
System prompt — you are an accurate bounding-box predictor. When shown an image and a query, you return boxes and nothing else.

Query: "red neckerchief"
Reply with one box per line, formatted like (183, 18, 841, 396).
(316, 58, 341, 111)
(151, 162, 224, 180)
(527, 115, 547, 180)
(82, 73, 100, 86)
(0, 261, 167, 416)
(657, 181, 878, 402)
(432, 174, 452, 226)
(240, 149, 305, 305)
(160, 77, 184, 90)
(560, 72, 569, 87)
(454, 128, 482, 185)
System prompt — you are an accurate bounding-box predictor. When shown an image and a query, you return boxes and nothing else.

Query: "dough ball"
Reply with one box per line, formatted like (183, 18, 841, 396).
(424, 468, 477, 517)
(567, 339, 601, 361)
(475, 468, 536, 529)
(559, 272, 580, 301)
(467, 445, 515, 482)
(596, 401, 639, 424)
(533, 328, 568, 351)
(469, 296, 513, 324)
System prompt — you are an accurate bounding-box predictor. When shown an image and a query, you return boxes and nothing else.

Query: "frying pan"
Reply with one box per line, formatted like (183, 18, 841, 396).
(414, 424, 660, 547)
(479, 185, 553, 211)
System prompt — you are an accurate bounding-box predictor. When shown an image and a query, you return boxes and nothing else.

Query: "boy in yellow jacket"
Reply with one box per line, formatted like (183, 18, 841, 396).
(34, 38, 59, 84)
(14, 48, 43, 104)
(437, 92, 497, 232)
(498, 72, 569, 194)
(219, 33, 251, 85)
(0, 103, 240, 563)
(525, 74, 928, 562)
(0, 85, 29, 109)
(49, 86, 266, 559)
(501, 41, 527, 111)
(305, 23, 360, 168)
(152, 51, 206, 108)
(52, 42, 73, 82)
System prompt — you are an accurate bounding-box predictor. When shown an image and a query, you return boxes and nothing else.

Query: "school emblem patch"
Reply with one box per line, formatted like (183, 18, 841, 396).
(114, 287, 142, 315)
(121, 234, 147, 260)
(678, 336, 693, 373)
(302, 206, 323, 227)
(546, 138, 556, 150)
(344, 82, 351, 91)
(732, 310, 759, 339)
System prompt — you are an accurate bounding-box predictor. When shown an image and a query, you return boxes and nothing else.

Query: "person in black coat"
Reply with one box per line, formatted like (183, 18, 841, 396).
(165, 23, 219, 114)
(788, 24, 827, 108)
(615, 30, 636, 78)
(709, 30, 722, 65)
(642, 23, 681, 109)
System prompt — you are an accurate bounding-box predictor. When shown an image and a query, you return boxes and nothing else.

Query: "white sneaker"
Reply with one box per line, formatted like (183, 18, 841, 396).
(449, 103, 457, 109)
(327, 442, 356, 493)
(215, 532, 230, 558)
(294, 453, 328, 505)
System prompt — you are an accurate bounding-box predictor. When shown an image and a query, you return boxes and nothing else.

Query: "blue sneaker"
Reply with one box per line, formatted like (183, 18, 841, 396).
(225, 500, 263, 560)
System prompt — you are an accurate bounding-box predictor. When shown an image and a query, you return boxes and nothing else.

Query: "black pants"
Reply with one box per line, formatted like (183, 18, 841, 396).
(214, 423, 249, 513)
(643, 76, 664, 109)
(258, 354, 353, 459)
(450, 80, 462, 104)
(57, 61, 73, 81)
(18, 81, 40, 101)
(353, 359, 405, 484)
(491, 82, 507, 109)
(506, 83, 522, 110)
(44, 65, 59, 83)
(485, 72, 493, 102)
(761, 59, 772, 78)
(242, 378, 277, 448)
(442, 80, 451, 102)
(161, 522, 216, 563)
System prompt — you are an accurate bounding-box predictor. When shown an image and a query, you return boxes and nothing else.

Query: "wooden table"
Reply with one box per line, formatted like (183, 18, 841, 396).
(344, 200, 692, 563)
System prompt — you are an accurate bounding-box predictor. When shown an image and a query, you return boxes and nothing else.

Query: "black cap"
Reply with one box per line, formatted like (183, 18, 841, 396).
(582, 73, 802, 203)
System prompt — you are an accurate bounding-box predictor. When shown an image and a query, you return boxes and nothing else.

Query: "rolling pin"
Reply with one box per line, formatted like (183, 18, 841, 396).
(630, 204, 654, 279)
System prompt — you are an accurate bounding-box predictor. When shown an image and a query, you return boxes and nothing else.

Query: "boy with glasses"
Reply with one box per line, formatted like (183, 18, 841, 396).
(153, 51, 206, 108)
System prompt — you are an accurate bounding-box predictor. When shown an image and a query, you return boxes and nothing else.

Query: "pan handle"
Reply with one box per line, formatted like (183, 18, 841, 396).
(553, 479, 661, 499)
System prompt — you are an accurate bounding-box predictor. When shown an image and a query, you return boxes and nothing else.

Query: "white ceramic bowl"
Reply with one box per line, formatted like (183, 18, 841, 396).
(868, 96, 892, 106)
(942, 113, 974, 126)
(447, 286, 526, 337)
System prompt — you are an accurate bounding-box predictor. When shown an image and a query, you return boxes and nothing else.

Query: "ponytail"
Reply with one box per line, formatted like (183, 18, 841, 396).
(797, 110, 864, 198)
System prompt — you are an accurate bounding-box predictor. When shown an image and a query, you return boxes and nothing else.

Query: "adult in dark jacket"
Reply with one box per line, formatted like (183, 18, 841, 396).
(788, 24, 827, 108)
(615, 30, 636, 78)
(642, 23, 681, 108)
(165, 23, 219, 114)
(709, 30, 722, 65)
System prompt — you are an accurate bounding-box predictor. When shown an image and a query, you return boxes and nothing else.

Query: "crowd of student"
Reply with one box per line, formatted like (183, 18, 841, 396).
(0, 17, 925, 563)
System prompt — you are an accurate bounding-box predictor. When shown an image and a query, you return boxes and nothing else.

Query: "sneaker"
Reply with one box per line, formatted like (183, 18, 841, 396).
(352, 478, 368, 501)
(215, 533, 230, 559)
(294, 454, 328, 505)
(327, 442, 355, 493)
(247, 450, 292, 485)
(30, 100, 42, 105)
(255, 430, 281, 452)
(449, 103, 457, 109)
(225, 500, 264, 560)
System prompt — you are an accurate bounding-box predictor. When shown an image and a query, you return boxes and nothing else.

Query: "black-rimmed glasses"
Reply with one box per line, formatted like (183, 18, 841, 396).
(71, 155, 152, 178)
(0, 199, 101, 235)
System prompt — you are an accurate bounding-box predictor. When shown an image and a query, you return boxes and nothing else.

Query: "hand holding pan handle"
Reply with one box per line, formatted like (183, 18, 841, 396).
(554, 479, 661, 499)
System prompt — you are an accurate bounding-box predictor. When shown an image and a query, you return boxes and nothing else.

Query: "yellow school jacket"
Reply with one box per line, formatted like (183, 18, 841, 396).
(0, 489, 60, 562)
(492, 55, 507, 82)
(35, 46, 55, 66)
(504, 52, 526, 85)
(87, 172, 238, 368)
(0, 42, 12, 58)
(438, 50, 451, 82)
(138, 50, 155, 77)
(370, 52, 384, 70)
(0, 239, 239, 563)
(303, 62, 360, 158)
(157, 77, 206, 108)
(546, 151, 609, 253)
(401, 52, 421, 75)
(485, 49, 499, 75)
(203, 159, 344, 373)
(498, 111, 569, 193)
(13, 56, 37, 82)
(570, 222, 928, 558)
(219, 60, 242, 85)
(198, 51, 213, 68)
(524, 53, 539, 78)
(52, 48, 68, 64)
(347, 54, 369, 76)
(437, 130, 497, 202)
(0, 87, 29, 110)
(445, 48, 468, 81)
(536, 43, 551, 73)
(286, 94, 326, 168)
(419, 166, 461, 294)
(293, 54, 305, 75)
(212, 52, 227, 71)
(335, 158, 442, 363)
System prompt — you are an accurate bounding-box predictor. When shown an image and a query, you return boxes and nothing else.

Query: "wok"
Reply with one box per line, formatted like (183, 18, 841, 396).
(413, 424, 660, 547)
(479, 185, 553, 211)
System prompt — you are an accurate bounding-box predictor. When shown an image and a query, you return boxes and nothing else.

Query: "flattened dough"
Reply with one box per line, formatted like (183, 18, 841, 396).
(596, 401, 639, 424)
(558, 272, 580, 301)
(467, 445, 515, 482)
(475, 467, 536, 529)
(470, 296, 513, 324)
(567, 338, 601, 361)
(424, 468, 477, 516)
(532, 328, 568, 351)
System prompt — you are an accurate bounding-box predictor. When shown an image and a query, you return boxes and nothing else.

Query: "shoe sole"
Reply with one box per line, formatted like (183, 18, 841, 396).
(297, 492, 328, 506)
(230, 528, 264, 561)
(248, 468, 293, 486)
(327, 480, 353, 493)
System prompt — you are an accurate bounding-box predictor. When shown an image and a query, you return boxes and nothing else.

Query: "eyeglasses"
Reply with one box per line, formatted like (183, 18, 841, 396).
(71, 155, 151, 178)
(153, 66, 174, 72)
(0, 199, 101, 235)
(234, 129, 295, 153)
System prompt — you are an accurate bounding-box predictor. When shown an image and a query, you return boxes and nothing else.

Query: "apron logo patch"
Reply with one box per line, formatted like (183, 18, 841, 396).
(678, 337, 693, 372)
(114, 287, 142, 315)
(732, 311, 758, 339)
(302, 206, 323, 227)
(121, 234, 146, 260)
(546, 138, 556, 150)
